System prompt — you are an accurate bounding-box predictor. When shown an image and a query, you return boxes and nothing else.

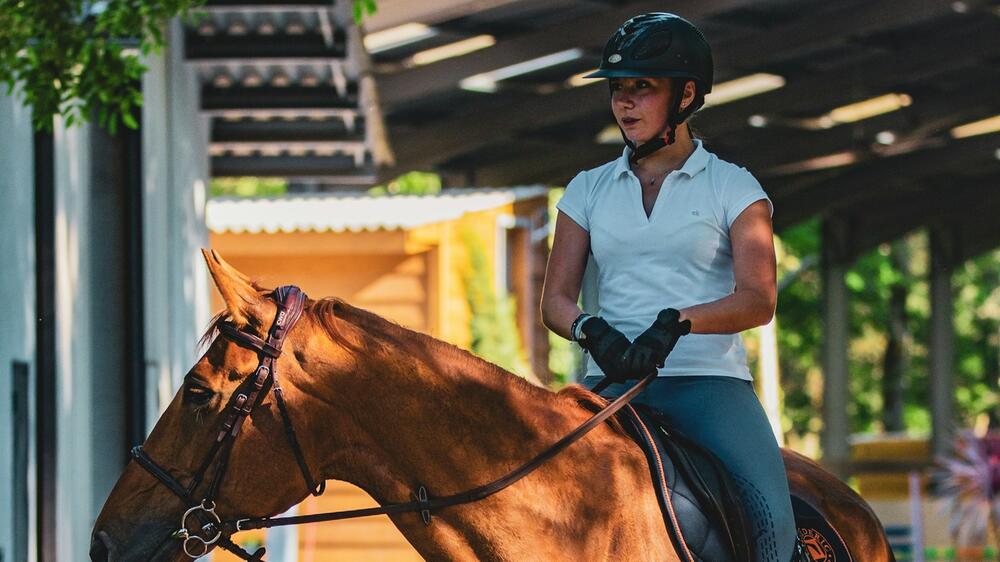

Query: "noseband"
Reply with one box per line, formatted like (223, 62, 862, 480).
(132, 286, 322, 561)
(131, 285, 660, 561)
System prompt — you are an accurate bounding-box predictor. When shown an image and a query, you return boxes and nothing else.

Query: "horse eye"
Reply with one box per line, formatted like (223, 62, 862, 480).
(183, 382, 214, 405)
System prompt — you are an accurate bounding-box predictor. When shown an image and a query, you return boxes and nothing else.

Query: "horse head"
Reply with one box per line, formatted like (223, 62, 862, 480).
(91, 250, 351, 561)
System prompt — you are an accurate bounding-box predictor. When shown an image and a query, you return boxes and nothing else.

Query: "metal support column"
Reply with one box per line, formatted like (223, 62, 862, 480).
(929, 224, 958, 457)
(821, 218, 852, 477)
(33, 125, 57, 562)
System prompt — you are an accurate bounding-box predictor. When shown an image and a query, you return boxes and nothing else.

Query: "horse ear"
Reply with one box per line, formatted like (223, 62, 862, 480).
(202, 249, 265, 326)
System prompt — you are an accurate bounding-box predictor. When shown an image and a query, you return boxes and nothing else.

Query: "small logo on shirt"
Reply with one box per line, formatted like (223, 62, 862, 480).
(691, 210, 700, 216)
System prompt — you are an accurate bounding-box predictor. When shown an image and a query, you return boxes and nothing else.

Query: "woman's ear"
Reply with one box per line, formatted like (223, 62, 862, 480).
(680, 80, 697, 111)
(201, 249, 267, 327)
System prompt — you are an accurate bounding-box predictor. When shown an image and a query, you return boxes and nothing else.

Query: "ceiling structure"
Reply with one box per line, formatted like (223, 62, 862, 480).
(186, 0, 377, 188)
(187, 0, 1000, 254)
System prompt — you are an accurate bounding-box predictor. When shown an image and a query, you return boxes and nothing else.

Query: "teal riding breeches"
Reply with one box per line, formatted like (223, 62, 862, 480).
(583, 375, 797, 562)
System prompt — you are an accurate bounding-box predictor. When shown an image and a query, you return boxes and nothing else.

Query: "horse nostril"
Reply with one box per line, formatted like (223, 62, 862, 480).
(90, 530, 116, 562)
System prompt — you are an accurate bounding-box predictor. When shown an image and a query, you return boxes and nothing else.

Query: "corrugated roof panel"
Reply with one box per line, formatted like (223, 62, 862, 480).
(206, 186, 548, 233)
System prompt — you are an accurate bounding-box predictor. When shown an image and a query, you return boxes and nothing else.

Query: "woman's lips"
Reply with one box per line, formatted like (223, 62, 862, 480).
(621, 118, 640, 127)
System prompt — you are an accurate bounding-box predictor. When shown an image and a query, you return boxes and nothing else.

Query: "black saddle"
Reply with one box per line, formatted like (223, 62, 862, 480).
(618, 403, 751, 562)
(617, 404, 853, 562)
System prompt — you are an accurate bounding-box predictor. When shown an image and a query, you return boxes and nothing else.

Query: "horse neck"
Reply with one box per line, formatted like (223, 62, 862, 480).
(310, 323, 580, 491)
(294, 308, 668, 560)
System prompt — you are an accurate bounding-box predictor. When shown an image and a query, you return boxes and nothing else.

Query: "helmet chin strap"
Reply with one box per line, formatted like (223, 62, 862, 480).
(620, 80, 692, 165)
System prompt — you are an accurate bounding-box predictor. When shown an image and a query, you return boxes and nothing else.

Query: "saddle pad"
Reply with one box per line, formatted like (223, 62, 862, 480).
(618, 404, 751, 562)
(792, 495, 853, 562)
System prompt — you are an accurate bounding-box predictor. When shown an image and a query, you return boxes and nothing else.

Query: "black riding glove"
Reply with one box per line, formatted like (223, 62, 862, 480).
(620, 308, 692, 376)
(577, 316, 632, 383)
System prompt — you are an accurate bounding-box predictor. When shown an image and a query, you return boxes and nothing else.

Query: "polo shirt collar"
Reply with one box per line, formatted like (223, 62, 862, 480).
(614, 139, 710, 179)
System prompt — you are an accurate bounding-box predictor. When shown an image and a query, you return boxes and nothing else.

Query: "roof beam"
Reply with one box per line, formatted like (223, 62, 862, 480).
(386, 86, 607, 175)
(200, 0, 331, 8)
(458, 140, 619, 187)
(774, 132, 1000, 229)
(186, 31, 346, 59)
(362, 0, 526, 33)
(376, 0, 758, 107)
(697, 18, 1000, 137)
(384, 5, 999, 177)
(713, 0, 992, 74)
(737, 72, 1000, 174)
(212, 154, 372, 178)
(821, 176, 1000, 258)
(211, 117, 365, 141)
(201, 85, 358, 111)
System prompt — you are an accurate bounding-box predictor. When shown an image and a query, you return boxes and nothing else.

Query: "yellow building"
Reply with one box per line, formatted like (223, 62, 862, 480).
(207, 188, 551, 560)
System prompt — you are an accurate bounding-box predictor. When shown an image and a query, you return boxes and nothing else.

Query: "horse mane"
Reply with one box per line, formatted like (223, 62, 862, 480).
(308, 296, 521, 381)
(557, 385, 626, 434)
(307, 296, 627, 435)
(200, 292, 626, 436)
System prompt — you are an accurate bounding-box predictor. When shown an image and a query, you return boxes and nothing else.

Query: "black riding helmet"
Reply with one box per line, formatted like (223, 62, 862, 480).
(586, 13, 714, 161)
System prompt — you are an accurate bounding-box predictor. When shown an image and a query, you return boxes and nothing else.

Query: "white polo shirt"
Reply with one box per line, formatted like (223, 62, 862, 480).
(557, 140, 771, 380)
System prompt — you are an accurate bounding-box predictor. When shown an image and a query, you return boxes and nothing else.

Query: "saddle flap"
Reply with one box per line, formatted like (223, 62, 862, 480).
(619, 404, 752, 562)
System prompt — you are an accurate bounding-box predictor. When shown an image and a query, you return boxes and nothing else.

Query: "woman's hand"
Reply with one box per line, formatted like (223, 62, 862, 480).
(620, 309, 691, 375)
(578, 317, 632, 382)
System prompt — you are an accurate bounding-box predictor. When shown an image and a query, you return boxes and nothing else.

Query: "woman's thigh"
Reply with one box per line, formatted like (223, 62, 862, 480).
(582, 375, 797, 561)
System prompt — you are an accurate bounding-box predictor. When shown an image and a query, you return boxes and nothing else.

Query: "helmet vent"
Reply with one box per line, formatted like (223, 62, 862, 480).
(633, 29, 672, 60)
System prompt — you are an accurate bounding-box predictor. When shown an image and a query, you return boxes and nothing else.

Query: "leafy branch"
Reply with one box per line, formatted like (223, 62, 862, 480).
(0, 0, 378, 133)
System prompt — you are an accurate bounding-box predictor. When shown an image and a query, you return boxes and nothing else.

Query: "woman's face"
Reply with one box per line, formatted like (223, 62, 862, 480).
(610, 77, 673, 144)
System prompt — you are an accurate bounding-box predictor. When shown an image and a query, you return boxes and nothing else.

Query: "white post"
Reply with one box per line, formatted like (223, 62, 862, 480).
(909, 471, 924, 562)
(756, 317, 784, 446)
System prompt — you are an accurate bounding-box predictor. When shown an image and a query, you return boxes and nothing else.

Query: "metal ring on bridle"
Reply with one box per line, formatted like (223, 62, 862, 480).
(177, 501, 222, 558)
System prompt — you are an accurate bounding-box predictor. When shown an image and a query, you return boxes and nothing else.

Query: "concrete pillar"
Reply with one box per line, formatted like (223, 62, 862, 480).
(929, 225, 959, 457)
(821, 218, 852, 477)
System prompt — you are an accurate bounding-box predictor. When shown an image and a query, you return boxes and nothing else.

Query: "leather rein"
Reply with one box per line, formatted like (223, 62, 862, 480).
(131, 285, 656, 561)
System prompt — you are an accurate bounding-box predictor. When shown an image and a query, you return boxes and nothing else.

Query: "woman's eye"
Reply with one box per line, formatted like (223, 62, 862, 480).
(184, 382, 214, 405)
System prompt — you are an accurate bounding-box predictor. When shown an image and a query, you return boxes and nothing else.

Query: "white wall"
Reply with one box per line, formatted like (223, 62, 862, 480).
(0, 16, 210, 560)
(0, 90, 37, 562)
(53, 113, 96, 561)
(48, 16, 211, 559)
(141, 18, 211, 423)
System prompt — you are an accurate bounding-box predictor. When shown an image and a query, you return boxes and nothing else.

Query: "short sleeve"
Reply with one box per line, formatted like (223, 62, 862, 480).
(724, 168, 772, 229)
(556, 171, 590, 232)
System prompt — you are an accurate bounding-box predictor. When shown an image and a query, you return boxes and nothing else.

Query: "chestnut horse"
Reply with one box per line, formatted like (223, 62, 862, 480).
(91, 250, 893, 561)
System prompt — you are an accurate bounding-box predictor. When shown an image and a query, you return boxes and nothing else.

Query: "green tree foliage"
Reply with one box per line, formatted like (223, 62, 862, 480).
(368, 171, 442, 196)
(210, 177, 287, 198)
(460, 228, 531, 379)
(0, 0, 377, 132)
(774, 220, 825, 441)
(777, 222, 1000, 446)
(546, 188, 577, 386)
(0, 0, 206, 132)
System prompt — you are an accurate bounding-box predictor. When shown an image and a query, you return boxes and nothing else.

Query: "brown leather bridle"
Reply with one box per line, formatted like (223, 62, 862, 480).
(132, 285, 321, 560)
(131, 285, 658, 561)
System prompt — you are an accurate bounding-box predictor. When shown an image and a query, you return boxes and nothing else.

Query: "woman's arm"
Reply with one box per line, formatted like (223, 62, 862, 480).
(541, 211, 591, 340)
(679, 199, 777, 334)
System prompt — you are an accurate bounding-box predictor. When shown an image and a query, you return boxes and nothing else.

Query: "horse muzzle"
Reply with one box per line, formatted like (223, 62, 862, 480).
(89, 530, 118, 562)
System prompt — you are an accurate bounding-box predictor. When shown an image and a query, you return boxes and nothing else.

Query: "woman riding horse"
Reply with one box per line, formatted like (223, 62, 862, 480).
(541, 13, 798, 561)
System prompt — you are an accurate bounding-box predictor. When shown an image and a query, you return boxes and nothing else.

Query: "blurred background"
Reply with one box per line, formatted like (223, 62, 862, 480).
(0, 0, 998, 560)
